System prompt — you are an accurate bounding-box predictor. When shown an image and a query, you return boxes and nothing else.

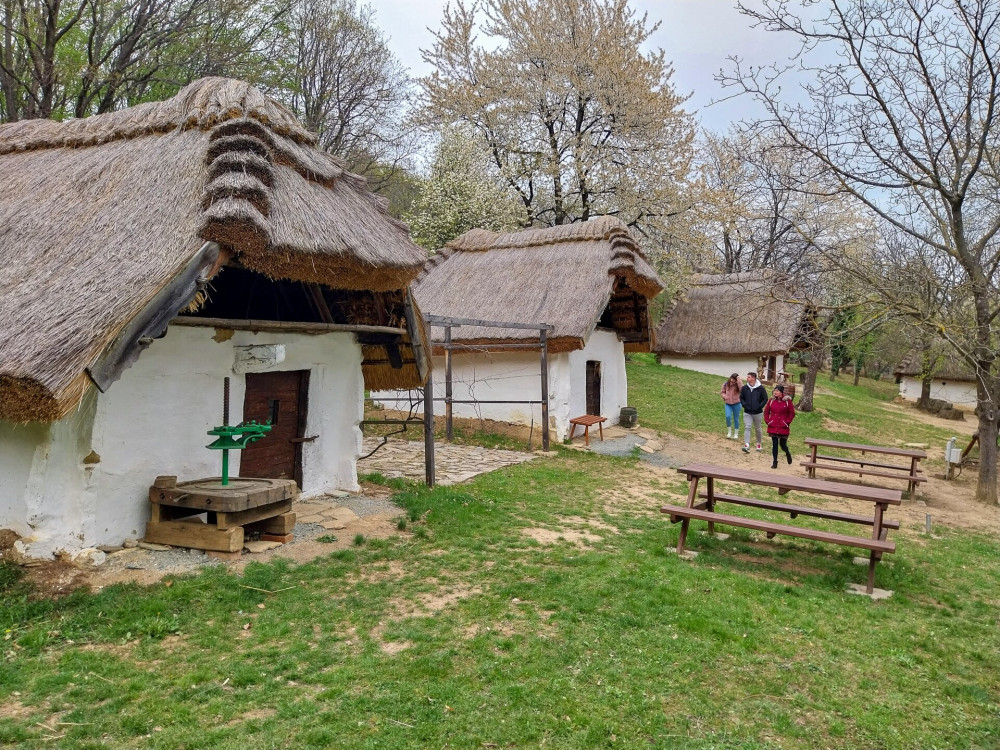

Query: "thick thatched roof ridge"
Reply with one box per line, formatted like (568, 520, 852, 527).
(0, 77, 316, 152)
(412, 217, 664, 349)
(0, 78, 428, 423)
(654, 271, 809, 356)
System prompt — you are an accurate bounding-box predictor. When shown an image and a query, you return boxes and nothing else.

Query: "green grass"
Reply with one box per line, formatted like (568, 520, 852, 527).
(627, 354, 958, 463)
(1, 364, 998, 748)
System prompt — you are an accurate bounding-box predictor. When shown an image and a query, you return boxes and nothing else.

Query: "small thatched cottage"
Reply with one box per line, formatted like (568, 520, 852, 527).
(0, 77, 429, 559)
(654, 271, 811, 379)
(373, 217, 663, 439)
(894, 349, 978, 410)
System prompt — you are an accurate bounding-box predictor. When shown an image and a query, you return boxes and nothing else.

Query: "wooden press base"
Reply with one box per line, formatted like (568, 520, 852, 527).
(144, 476, 299, 552)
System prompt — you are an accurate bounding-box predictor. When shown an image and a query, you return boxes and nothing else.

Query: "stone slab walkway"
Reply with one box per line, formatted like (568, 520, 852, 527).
(359, 437, 536, 485)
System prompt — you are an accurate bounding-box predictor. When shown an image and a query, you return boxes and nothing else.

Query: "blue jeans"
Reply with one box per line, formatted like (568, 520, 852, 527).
(724, 402, 742, 429)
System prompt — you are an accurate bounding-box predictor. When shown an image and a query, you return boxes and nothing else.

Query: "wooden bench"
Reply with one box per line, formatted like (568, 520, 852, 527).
(682, 491, 901, 530)
(664, 463, 902, 593)
(568, 414, 607, 446)
(802, 438, 927, 501)
(666, 507, 895, 553)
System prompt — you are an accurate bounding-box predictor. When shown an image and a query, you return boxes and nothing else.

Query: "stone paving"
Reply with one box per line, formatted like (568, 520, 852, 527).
(359, 437, 537, 485)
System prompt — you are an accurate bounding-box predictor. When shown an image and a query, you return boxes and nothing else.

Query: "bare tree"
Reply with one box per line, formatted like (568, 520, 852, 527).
(279, 0, 415, 184)
(0, 0, 87, 120)
(726, 0, 1000, 502)
(0, 0, 289, 122)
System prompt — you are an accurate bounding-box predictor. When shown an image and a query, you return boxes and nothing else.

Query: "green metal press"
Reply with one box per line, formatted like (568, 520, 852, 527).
(206, 377, 271, 485)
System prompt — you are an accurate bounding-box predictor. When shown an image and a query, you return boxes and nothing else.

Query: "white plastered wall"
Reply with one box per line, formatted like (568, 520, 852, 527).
(657, 355, 764, 380)
(372, 328, 627, 441)
(565, 329, 627, 428)
(898, 376, 978, 410)
(1, 325, 364, 558)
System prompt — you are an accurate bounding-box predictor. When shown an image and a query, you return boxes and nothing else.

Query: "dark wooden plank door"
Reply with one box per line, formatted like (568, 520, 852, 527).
(240, 370, 309, 488)
(586, 360, 602, 416)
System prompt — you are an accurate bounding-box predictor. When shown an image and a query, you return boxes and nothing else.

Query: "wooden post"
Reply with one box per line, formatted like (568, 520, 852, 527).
(540, 329, 550, 451)
(423, 369, 435, 487)
(677, 475, 699, 553)
(445, 325, 453, 442)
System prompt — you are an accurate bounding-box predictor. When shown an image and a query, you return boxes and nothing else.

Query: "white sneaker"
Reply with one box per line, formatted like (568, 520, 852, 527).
(733, 431, 741, 440)
(742, 443, 750, 453)
(726, 427, 733, 439)
(756, 443, 762, 451)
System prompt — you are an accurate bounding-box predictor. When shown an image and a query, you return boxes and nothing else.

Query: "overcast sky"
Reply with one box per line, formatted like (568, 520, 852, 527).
(365, 0, 801, 133)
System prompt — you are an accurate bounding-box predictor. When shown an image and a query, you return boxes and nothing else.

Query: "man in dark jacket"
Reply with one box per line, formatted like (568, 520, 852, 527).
(740, 371, 768, 452)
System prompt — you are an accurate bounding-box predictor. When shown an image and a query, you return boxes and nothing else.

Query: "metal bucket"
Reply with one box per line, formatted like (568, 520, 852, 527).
(620, 406, 638, 428)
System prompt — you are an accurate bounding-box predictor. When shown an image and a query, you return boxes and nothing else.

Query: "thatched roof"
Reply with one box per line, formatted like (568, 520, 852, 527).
(0, 77, 428, 423)
(654, 271, 809, 356)
(412, 217, 663, 352)
(894, 348, 977, 382)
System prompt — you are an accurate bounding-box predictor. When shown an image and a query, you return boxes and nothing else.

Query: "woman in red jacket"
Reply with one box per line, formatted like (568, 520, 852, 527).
(763, 384, 795, 469)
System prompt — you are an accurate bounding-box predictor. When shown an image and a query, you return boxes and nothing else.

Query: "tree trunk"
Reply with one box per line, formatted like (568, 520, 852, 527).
(918, 377, 932, 410)
(974, 380, 999, 504)
(853, 359, 861, 386)
(797, 347, 824, 412)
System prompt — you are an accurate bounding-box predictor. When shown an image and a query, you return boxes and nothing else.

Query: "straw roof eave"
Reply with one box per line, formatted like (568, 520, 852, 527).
(0, 77, 430, 423)
(415, 217, 663, 346)
(653, 271, 807, 357)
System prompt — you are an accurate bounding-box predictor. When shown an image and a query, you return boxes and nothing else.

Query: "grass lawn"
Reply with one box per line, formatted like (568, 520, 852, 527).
(2, 362, 999, 749)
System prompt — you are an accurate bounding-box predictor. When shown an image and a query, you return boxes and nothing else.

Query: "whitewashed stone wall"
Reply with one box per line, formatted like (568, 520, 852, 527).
(898, 376, 977, 410)
(372, 328, 628, 441)
(0, 325, 364, 558)
(657, 354, 787, 381)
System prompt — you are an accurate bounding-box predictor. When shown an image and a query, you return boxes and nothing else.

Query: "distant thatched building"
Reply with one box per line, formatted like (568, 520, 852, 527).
(0, 77, 429, 558)
(653, 272, 811, 379)
(373, 217, 663, 439)
(894, 349, 978, 410)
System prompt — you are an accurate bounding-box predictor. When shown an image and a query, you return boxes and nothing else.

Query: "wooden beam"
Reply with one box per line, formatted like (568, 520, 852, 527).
(425, 314, 555, 332)
(305, 282, 335, 324)
(87, 242, 221, 392)
(170, 317, 407, 337)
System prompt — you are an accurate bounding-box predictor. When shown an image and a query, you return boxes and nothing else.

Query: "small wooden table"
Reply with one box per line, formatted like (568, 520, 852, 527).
(664, 463, 901, 593)
(568, 415, 607, 446)
(801, 438, 927, 501)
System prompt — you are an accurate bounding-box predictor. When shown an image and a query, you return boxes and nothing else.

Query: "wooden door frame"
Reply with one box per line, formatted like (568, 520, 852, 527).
(291, 370, 310, 490)
(586, 360, 602, 416)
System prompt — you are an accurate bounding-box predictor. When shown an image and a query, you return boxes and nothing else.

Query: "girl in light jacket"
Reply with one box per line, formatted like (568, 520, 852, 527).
(720, 373, 743, 439)
(764, 384, 795, 468)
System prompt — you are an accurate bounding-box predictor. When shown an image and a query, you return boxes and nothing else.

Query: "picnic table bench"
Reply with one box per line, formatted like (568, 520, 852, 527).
(568, 414, 607, 446)
(801, 438, 927, 501)
(663, 463, 902, 593)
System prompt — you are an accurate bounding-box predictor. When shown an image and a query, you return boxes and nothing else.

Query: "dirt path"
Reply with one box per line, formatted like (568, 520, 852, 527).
(601, 401, 1000, 537)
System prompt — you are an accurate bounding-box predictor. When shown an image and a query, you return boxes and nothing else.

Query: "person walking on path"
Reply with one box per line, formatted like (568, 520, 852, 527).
(740, 371, 768, 453)
(764, 384, 796, 469)
(720, 373, 743, 439)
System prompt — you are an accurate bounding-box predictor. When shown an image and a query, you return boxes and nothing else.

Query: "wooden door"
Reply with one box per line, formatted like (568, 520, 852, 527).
(240, 370, 309, 488)
(586, 360, 602, 416)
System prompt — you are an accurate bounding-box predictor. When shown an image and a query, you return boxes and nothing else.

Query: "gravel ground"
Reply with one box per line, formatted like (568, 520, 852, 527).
(98, 491, 403, 575)
(587, 434, 680, 469)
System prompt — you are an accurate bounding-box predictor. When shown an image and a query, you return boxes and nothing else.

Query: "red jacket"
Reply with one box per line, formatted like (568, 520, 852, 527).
(764, 395, 795, 436)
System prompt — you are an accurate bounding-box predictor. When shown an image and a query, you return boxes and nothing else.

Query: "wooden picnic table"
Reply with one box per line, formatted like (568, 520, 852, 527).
(801, 438, 927, 501)
(663, 462, 902, 594)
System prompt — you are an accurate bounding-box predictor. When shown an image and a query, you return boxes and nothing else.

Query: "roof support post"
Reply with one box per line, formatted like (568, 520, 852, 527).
(541, 329, 550, 451)
(423, 366, 436, 488)
(445, 325, 453, 442)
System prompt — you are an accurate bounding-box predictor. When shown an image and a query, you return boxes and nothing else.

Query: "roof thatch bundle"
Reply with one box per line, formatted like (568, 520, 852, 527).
(412, 217, 663, 352)
(654, 271, 809, 356)
(0, 77, 428, 423)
